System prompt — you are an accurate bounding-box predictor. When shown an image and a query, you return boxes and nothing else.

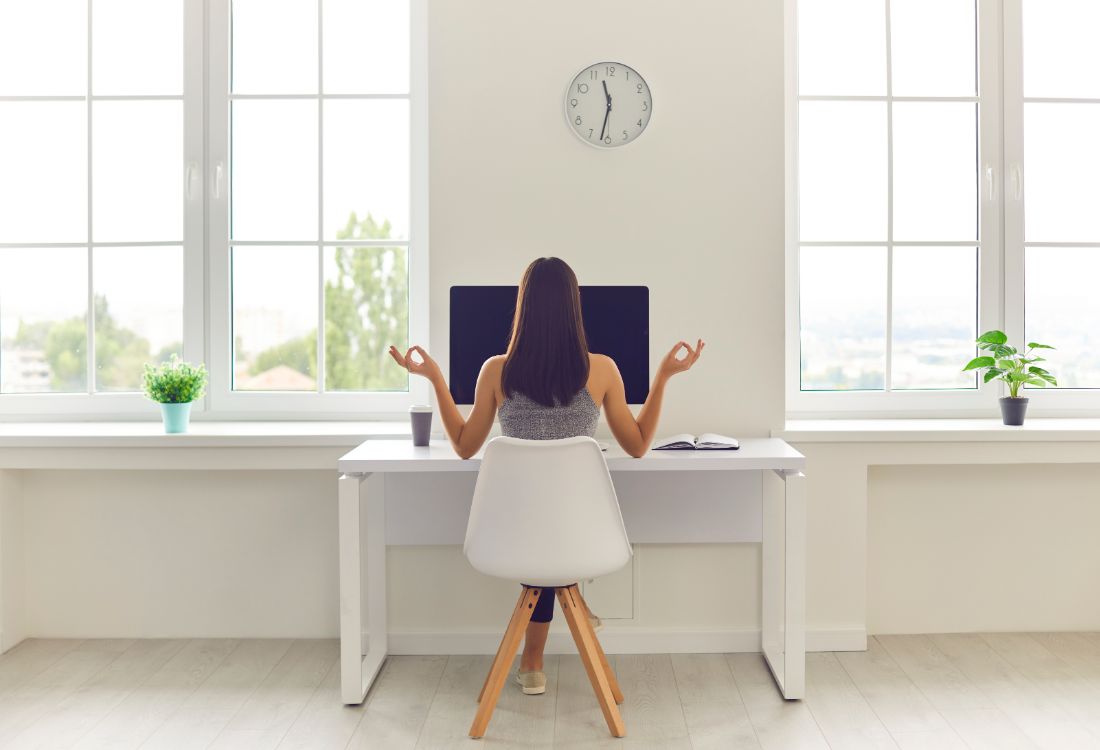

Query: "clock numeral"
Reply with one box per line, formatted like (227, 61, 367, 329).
(588, 128, 594, 138)
(637, 119, 643, 127)
(606, 65, 616, 76)
(603, 135, 612, 145)
(636, 83, 644, 93)
(577, 83, 589, 94)
(570, 98, 578, 108)
(625, 70, 630, 80)
(589, 69, 597, 80)
(622, 130, 628, 140)
(641, 100, 648, 111)
(575, 116, 583, 126)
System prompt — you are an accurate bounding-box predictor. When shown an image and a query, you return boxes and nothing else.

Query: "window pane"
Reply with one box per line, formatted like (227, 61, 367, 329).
(0, 248, 87, 393)
(231, 0, 318, 94)
(93, 101, 183, 242)
(231, 100, 318, 240)
(0, 0, 86, 96)
(797, 0, 885, 96)
(1024, 103, 1100, 243)
(93, 246, 183, 392)
(92, 0, 183, 95)
(324, 100, 409, 241)
(799, 247, 887, 390)
(893, 102, 977, 242)
(1026, 247, 1100, 388)
(799, 102, 887, 241)
(323, 0, 409, 94)
(232, 246, 318, 391)
(324, 246, 408, 391)
(1023, 0, 1100, 99)
(890, 0, 976, 97)
(0, 102, 87, 244)
(891, 247, 977, 389)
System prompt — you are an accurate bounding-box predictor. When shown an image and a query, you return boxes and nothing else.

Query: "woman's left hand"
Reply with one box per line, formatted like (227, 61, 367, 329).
(388, 345, 443, 384)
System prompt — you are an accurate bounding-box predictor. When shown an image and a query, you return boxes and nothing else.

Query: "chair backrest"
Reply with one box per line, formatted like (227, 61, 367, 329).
(464, 436, 632, 587)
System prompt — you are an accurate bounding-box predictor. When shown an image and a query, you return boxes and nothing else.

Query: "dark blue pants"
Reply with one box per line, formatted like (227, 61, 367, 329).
(526, 586, 556, 623)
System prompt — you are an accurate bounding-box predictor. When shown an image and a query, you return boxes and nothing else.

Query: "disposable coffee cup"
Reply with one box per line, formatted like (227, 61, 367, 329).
(409, 405, 433, 446)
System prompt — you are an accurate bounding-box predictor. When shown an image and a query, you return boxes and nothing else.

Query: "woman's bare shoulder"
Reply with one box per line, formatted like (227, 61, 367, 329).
(588, 353, 619, 373)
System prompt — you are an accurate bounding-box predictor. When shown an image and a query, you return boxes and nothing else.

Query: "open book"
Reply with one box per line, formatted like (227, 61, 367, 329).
(653, 433, 739, 451)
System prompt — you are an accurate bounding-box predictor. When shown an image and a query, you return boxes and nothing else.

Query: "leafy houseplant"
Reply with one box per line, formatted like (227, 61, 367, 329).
(963, 330, 1057, 426)
(142, 355, 208, 434)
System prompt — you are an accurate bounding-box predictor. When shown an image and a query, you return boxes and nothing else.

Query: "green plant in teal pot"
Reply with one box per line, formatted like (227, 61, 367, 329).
(142, 355, 208, 434)
(962, 330, 1057, 426)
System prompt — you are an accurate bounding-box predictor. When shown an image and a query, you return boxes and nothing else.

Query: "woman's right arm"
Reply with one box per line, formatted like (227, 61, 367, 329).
(602, 340, 705, 458)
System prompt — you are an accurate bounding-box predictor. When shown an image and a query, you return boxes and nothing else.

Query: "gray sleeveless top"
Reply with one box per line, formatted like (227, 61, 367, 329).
(498, 387, 599, 440)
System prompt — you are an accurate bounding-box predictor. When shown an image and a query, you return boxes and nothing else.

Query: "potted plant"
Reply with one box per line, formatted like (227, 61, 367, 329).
(142, 355, 208, 434)
(963, 330, 1057, 426)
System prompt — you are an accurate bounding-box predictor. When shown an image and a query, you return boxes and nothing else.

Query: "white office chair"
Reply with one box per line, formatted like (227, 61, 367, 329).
(464, 436, 632, 739)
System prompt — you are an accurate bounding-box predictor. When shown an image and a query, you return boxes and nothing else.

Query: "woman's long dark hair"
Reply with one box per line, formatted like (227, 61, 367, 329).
(501, 257, 590, 407)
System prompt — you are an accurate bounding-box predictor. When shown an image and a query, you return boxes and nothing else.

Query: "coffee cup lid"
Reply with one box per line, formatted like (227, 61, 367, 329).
(409, 404, 433, 413)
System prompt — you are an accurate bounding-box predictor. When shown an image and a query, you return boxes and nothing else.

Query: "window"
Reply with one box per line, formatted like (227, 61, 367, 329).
(787, 0, 1098, 416)
(0, 0, 426, 418)
(0, 1, 188, 400)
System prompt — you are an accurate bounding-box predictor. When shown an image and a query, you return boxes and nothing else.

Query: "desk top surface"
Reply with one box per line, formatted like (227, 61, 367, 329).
(338, 438, 805, 474)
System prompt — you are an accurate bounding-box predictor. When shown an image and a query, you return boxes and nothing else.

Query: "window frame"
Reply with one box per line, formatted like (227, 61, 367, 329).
(0, 0, 428, 421)
(785, 0, 1099, 419)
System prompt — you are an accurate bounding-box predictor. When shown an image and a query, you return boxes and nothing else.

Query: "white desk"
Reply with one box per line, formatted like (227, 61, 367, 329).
(336, 438, 807, 704)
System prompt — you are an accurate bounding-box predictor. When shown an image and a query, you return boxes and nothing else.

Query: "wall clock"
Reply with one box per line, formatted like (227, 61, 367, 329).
(565, 62, 652, 148)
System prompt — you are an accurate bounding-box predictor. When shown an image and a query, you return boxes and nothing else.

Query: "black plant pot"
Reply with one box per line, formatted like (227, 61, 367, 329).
(999, 397, 1029, 426)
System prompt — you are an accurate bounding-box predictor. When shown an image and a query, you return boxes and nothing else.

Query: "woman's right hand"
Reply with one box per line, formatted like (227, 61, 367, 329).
(656, 339, 705, 381)
(388, 345, 443, 384)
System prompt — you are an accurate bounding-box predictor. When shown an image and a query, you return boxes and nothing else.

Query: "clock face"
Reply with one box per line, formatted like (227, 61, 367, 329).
(565, 62, 652, 148)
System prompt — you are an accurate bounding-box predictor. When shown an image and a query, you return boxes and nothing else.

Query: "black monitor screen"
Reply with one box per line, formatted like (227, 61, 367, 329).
(449, 285, 649, 405)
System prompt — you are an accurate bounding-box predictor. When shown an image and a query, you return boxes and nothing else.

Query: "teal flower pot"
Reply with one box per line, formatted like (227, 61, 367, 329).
(159, 402, 193, 434)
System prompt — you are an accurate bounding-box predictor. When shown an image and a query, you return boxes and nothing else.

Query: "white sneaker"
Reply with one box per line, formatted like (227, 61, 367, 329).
(516, 670, 547, 695)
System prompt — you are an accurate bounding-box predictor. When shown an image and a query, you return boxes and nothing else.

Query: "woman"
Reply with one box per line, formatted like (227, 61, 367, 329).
(388, 256, 704, 696)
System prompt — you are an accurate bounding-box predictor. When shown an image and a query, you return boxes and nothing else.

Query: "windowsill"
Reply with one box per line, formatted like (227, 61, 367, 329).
(776, 418, 1100, 443)
(0, 420, 412, 449)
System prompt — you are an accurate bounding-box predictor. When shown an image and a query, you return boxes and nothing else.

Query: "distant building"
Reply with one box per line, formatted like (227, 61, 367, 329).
(235, 364, 316, 391)
(0, 348, 51, 392)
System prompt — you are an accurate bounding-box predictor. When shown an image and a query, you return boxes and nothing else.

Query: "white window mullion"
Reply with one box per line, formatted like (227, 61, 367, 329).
(1001, 0, 1026, 358)
(182, 0, 207, 410)
(85, 0, 95, 395)
(883, 0, 894, 394)
(316, 0, 325, 396)
(205, 0, 232, 414)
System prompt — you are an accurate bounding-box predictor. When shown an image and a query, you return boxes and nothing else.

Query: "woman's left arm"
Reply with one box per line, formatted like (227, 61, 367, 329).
(388, 346, 498, 459)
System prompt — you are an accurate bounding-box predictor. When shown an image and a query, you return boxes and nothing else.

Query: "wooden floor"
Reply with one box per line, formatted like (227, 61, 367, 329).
(2, 634, 1100, 749)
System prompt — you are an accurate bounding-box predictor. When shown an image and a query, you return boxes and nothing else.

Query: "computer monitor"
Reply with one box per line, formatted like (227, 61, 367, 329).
(449, 285, 649, 405)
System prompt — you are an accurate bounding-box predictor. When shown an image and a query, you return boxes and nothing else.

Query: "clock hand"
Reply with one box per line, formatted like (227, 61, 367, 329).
(600, 80, 612, 141)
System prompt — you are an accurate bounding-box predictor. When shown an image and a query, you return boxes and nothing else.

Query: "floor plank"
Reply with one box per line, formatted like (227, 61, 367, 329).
(802, 651, 896, 750)
(71, 639, 239, 750)
(876, 634, 992, 711)
(137, 638, 294, 750)
(670, 652, 759, 750)
(728, 652, 829, 750)
(5, 639, 187, 750)
(274, 658, 366, 750)
(553, 654, 620, 750)
(615, 654, 690, 746)
(929, 633, 1098, 750)
(0, 641, 86, 695)
(413, 655, 491, 750)
(835, 637, 957, 738)
(206, 639, 338, 750)
(0, 640, 134, 746)
(345, 655, 448, 749)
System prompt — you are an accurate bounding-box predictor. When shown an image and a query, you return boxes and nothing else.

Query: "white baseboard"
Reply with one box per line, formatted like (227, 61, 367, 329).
(365, 626, 867, 655)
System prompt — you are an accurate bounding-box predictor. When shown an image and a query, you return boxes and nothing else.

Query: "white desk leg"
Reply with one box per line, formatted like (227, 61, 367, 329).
(762, 469, 806, 700)
(339, 472, 389, 704)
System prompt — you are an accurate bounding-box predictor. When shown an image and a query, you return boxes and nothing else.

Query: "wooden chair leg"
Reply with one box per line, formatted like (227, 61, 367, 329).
(469, 586, 540, 739)
(558, 585, 626, 738)
(573, 587, 624, 705)
(477, 590, 527, 703)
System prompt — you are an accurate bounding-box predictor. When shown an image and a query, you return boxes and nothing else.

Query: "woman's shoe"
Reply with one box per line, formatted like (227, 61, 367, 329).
(589, 613, 604, 632)
(515, 670, 547, 695)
